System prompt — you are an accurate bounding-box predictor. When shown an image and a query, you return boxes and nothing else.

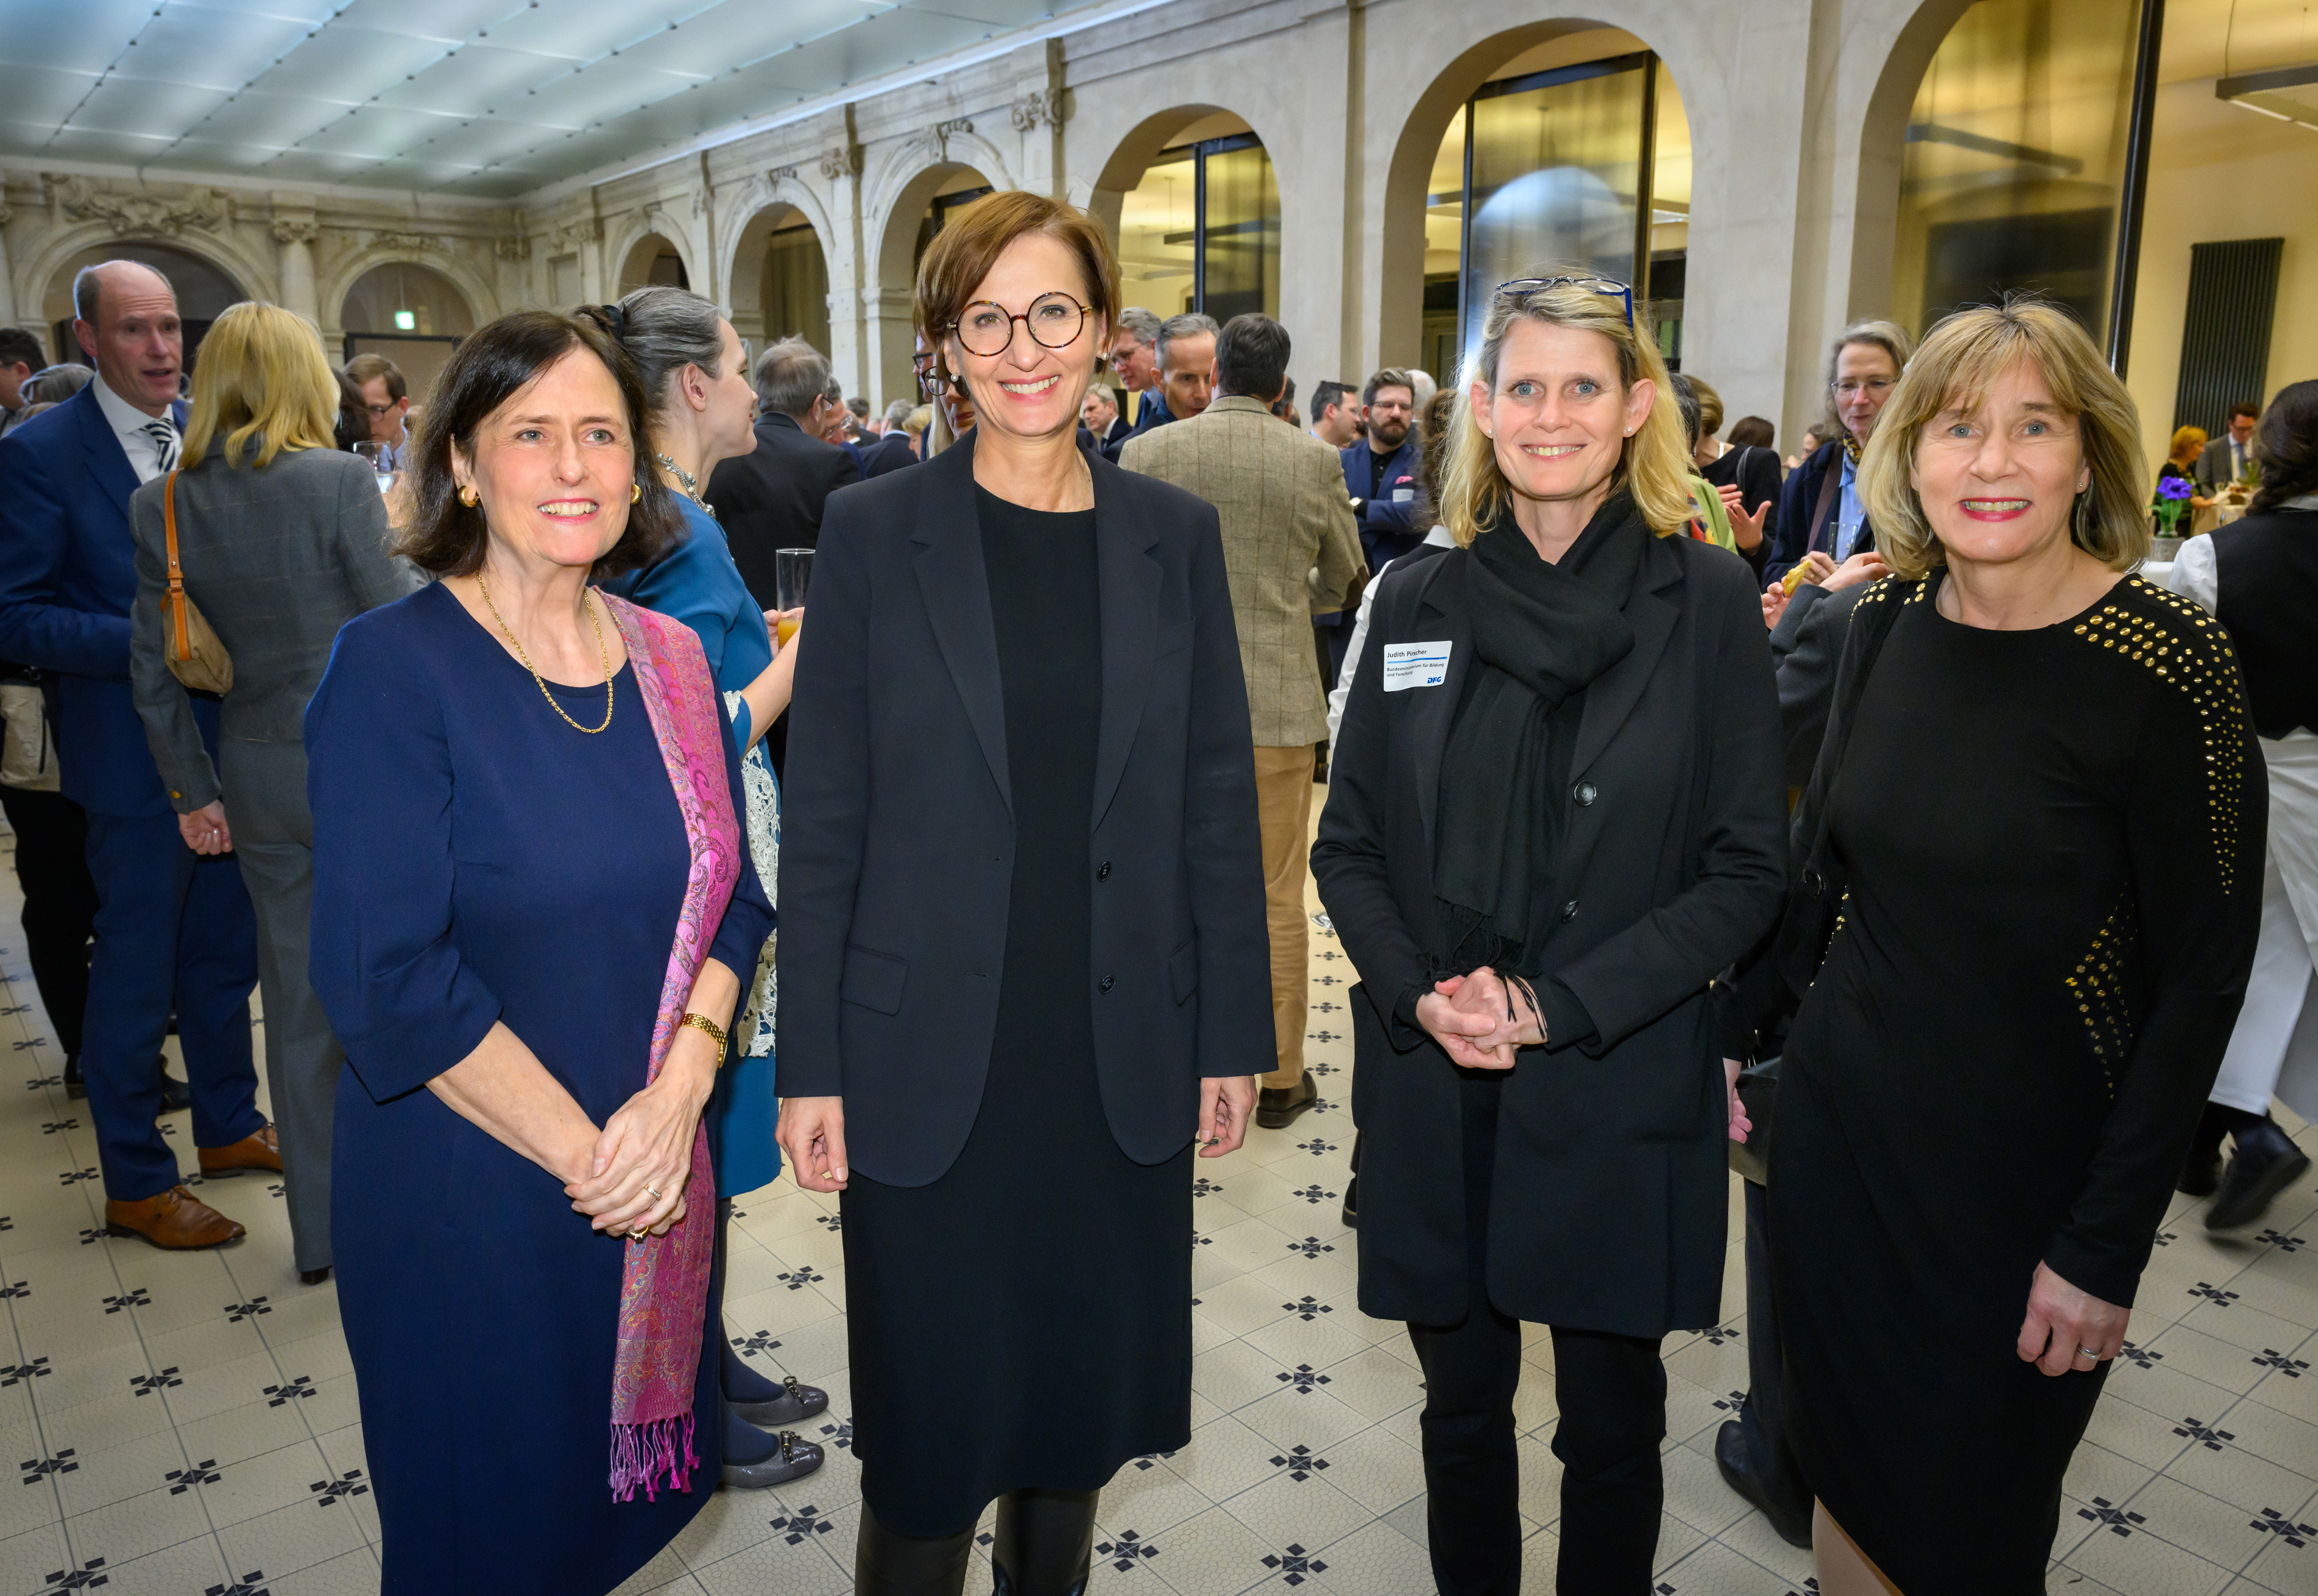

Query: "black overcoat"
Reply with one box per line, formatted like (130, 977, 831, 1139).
(776, 429, 1274, 1185)
(1311, 528, 1787, 1336)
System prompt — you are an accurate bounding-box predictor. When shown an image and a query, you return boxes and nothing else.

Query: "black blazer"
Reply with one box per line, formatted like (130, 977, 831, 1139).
(1312, 530, 1787, 1335)
(705, 411, 863, 605)
(776, 430, 1273, 1185)
(1768, 579, 1869, 791)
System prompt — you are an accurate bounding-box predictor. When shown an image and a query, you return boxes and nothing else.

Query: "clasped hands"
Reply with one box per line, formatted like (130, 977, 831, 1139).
(564, 1023, 719, 1241)
(1415, 967, 1542, 1071)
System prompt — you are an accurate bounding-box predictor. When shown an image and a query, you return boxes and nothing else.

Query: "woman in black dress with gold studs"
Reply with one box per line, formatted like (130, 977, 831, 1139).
(1770, 301, 2264, 1595)
(774, 192, 1270, 1596)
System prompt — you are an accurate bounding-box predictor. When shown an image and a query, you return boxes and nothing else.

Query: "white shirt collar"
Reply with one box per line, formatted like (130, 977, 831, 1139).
(1423, 523, 1455, 547)
(92, 373, 177, 484)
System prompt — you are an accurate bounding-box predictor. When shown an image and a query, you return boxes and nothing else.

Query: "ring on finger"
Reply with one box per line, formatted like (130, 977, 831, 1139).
(643, 1183, 663, 1202)
(2076, 1345, 2101, 1362)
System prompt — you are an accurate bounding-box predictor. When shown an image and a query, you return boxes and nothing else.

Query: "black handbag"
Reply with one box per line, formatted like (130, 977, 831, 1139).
(1726, 576, 1912, 1187)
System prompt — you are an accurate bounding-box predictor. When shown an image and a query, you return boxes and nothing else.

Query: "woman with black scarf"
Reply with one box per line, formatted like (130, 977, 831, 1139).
(1312, 275, 1787, 1595)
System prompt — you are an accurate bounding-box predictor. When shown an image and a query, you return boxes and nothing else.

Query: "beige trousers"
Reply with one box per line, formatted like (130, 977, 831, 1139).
(1252, 744, 1315, 1090)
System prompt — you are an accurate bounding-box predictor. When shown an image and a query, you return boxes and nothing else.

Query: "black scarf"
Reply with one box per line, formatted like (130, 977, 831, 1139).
(1430, 490, 1646, 979)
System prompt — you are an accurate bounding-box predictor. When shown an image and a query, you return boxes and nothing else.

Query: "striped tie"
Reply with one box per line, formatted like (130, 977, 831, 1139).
(140, 418, 179, 476)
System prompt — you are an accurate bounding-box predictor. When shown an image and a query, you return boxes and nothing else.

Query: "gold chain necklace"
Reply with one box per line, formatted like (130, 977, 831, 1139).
(477, 575, 614, 734)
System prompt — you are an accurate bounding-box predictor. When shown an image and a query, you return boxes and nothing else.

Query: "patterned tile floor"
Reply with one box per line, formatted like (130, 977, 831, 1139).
(1, 814, 2317, 1596)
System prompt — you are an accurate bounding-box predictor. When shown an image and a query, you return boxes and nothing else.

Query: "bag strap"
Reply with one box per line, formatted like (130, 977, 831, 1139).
(163, 468, 192, 665)
(1806, 447, 1843, 557)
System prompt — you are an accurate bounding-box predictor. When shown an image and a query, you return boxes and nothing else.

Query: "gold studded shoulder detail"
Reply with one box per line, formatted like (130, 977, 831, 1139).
(2069, 577, 2250, 895)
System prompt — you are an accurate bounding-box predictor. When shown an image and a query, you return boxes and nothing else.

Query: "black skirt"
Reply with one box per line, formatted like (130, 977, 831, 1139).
(838, 487, 1193, 1537)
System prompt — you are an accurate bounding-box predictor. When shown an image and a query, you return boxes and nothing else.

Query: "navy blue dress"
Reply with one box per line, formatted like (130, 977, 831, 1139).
(306, 581, 772, 1595)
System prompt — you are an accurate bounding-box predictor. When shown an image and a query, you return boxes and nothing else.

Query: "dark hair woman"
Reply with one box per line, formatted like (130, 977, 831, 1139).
(2158, 378, 2318, 1235)
(776, 189, 1271, 1594)
(1312, 274, 1786, 1594)
(305, 310, 772, 1595)
(1774, 302, 2263, 1594)
(584, 284, 827, 1489)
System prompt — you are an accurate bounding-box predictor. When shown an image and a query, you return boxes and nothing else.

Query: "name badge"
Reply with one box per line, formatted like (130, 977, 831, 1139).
(1382, 641, 1452, 692)
(1391, 486, 1416, 503)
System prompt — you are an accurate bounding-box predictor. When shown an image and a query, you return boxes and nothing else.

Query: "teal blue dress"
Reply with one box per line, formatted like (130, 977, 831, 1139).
(602, 498, 782, 1194)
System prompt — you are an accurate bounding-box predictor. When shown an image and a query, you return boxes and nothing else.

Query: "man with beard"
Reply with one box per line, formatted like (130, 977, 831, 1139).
(1339, 368, 1422, 568)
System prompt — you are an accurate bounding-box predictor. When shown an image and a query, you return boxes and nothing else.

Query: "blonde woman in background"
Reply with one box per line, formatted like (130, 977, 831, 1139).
(129, 301, 415, 1283)
(1313, 274, 1785, 1594)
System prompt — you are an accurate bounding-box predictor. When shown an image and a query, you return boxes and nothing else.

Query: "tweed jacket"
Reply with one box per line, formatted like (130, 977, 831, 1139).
(129, 442, 414, 812)
(1121, 394, 1365, 747)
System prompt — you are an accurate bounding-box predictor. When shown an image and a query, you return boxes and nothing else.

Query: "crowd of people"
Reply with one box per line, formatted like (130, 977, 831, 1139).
(0, 189, 2309, 1596)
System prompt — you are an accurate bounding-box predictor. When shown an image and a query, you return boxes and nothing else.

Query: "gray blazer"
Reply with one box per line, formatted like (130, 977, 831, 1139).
(130, 442, 414, 812)
(2196, 435, 2256, 493)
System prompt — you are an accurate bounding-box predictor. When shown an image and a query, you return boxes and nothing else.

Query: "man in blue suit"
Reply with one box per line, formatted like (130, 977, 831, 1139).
(1340, 367, 1424, 569)
(0, 261, 274, 1251)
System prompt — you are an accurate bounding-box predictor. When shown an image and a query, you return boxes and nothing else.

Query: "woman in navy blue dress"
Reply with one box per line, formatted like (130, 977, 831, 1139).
(591, 285, 827, 1486)
(308, 311, 771, 1595)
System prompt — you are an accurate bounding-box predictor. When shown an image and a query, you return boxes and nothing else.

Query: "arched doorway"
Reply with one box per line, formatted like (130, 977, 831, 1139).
(729, 203, 831, 358)
(1402, 27, 1694, 387)
(43, 241, 246, 369)
(617, 233, 691, 294)
(340, 261, 477, 409)
(912, 170, 997, 276)
(872, 163, 997, 411)
(1105, 111, 1281, 325)
(1889, 0, 2142, 345)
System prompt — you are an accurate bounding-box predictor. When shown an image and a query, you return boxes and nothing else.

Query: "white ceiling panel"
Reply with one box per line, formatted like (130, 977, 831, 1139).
(520, 60, 705, 130)
(0, 63, 102, 130)
(164, 136, 309, 170)
(297, 105, 470, 159)
(0, 0, 165, 76)
(69, 78, 238, 139)
(910, 0, 1078, 27)
(244, 26, 459, 101)
(5, 0, 1118, 195)
(373, 44, 573, 116)
(37, 125, 179, 163)
(0, 119, 65, 158)
(740, 7, 994, 93)
(109, 10, 316, 91)
(185, 89, 345, 146)
(168, 0, 339, 21)
(454, 4, 673, 65)
(330, 0, 523, 42)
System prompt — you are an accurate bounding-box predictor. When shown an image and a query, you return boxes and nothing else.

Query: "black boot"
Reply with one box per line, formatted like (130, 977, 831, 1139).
(855, 1500, 973, 1596)
(2208, 1115, 2314, 1232)
(991, 1486, 1097, 1596)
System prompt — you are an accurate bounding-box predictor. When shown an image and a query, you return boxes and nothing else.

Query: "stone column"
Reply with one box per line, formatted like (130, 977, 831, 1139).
(272, 216, 321, 327)
(0, 202, 18, 330)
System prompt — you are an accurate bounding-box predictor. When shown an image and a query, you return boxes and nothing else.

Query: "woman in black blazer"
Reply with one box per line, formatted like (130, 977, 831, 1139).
(775, 192, 1271, 1595)
(1312, 275, 1787, 1595)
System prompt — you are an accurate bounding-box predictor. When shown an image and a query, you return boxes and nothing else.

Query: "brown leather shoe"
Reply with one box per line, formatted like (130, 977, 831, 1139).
(199, 1124, 283, 1177)
(105, 1185, 246, 1249)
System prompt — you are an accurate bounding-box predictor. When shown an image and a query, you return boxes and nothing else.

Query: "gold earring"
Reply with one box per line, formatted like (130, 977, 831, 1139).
(458, 486, 479, 507)
(631, 482, 642, 504)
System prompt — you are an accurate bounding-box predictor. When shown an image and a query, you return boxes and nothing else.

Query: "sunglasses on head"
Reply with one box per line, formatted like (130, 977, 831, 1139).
(1494, 277, 1635, 330)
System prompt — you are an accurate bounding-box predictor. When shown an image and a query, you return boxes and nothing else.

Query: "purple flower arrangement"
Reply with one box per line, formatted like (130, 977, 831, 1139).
(2153, 474, 2193, 536)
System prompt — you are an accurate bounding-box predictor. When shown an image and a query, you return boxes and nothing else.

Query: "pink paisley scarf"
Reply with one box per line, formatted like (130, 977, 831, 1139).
(598, 592, 741, 1502)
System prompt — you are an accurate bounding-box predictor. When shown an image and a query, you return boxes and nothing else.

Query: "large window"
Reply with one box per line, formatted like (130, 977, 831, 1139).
(1895, 0, 2141, 343)
(1421, 45, 1688, 387)
(1117, 124, 1280, 320)
(762, 220, 831, 352)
